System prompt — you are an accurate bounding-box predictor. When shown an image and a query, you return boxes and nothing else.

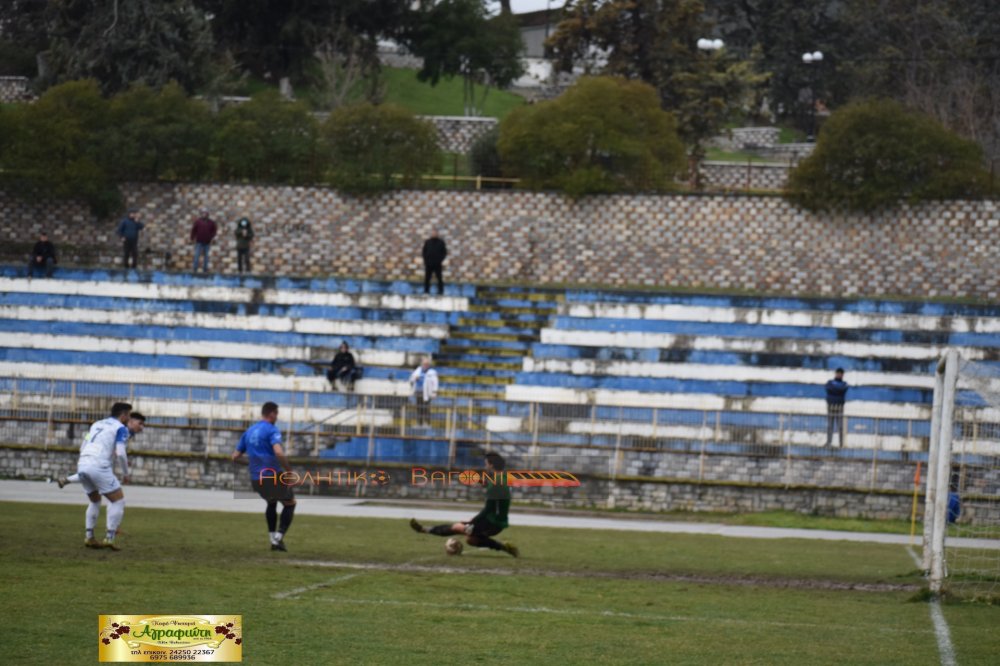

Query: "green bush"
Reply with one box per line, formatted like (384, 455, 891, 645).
(213, 90, 322, 184)
(0, 80, 120, 216)
(322, 103, 440, 193)
(497, 76, 686, 197)
(468, 125, 503, 183)
(787, 99, 991, 212)
(106, 82, 214, 182)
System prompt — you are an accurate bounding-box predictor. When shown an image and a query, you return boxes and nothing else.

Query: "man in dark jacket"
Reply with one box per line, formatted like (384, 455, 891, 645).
(234, 217, 254, 274)
(117, 208, 145, 269)
(326, 342, 361, 391)
(825, 368, 849, 446)
(28, 231, 57, 278)
(190, 209, 217, 273)
(422, 230, 448, 295)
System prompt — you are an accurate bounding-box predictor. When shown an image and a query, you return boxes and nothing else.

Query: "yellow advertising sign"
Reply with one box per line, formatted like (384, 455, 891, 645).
(98, 615, 242, 662)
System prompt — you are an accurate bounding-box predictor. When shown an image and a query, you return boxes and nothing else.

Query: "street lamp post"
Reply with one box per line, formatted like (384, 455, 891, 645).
(691, 39, 724, 189)
(697, 38, 724, 52)
(802, 50, 823, 141)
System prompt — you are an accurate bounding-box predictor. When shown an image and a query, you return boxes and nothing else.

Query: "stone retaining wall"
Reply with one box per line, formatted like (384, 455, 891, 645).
(701, 161, 790, 191)
(3, 185, 997, 299)
(0, 76, 33, 103)
(420, 115, 498, 153)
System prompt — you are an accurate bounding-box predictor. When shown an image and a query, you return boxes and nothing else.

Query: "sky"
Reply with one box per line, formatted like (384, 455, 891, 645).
(487, 1, 565, 14)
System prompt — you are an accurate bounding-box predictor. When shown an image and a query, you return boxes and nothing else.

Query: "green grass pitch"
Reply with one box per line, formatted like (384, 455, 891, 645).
(4, 502, 998, 664)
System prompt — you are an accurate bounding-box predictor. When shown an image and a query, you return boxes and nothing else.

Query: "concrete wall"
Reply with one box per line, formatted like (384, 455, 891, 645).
(2, 185, 998, 300)
(710, 127, 781, 151)
(421, 116, 498, 154)
(7, 415, 997, 522)
(0, 76, 33, 103)
(8, 444, 994, 523)
(701, 162, 790, 191)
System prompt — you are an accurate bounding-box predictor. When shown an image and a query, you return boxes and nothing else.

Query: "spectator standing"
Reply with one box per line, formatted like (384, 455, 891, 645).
(422, 230, 448, 295)
(327, 342, 362, 391)
(190, 209, 218, 272)
(825, 368, 849, 446)
(117, 208, 145, 270)
(235, 217, 254, 274)
(28, 231, 57, 278)
(408, 357, 439, 426)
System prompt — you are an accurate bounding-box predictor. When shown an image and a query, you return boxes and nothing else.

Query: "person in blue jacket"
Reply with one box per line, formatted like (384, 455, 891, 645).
(825, 368, 849, 446)
(117, 208, 145, 270)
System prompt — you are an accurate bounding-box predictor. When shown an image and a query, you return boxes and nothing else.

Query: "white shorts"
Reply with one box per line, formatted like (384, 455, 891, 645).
(77, 466, 121, 496)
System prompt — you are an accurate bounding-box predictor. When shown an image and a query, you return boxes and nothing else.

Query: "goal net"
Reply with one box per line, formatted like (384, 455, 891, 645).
(923, 350, 1000, 601)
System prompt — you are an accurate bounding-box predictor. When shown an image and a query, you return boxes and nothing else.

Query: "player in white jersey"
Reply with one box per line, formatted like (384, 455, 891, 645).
(57, 412, 145, 489)
(76, 402, 132, 550)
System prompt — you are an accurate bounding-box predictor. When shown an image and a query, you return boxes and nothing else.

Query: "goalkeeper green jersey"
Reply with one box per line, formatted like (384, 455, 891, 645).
(472, 476, 511, 528)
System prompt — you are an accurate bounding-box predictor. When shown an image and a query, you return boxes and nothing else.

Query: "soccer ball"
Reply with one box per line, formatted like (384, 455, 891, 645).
(445, 537, 463, 556)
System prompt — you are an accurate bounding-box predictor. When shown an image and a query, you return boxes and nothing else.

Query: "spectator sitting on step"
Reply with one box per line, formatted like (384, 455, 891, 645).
(327, 342, 362, 391)
(28, 231, 58, 278)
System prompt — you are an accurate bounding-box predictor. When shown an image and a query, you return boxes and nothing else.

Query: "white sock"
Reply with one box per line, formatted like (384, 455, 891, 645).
(106, 498, 125, 540)
(86, 501, 100, 538)
(269, 531, 279, 544)
(67, 473, 80, 483)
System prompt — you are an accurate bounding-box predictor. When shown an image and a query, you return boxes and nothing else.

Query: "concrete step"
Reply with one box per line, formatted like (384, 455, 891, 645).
(449, 330, 538, 343)
(455, 319, 545, 333)
(434, 373, 514, 386)
(437, 385, 505, 398)
(439, 342, 528, 356)
(467, 304, 557, 316)
(434, 358, 523, 371)
(476, 290, 566, 303)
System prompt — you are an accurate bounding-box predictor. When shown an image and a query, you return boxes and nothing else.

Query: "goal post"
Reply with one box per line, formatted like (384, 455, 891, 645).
(926, 350, 958, 592)
(924, 348, 1000, 600)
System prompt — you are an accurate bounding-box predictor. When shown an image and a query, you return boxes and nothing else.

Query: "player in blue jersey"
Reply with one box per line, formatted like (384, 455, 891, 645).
(76, 402, 132, 550)
(233, 402, 297, 551)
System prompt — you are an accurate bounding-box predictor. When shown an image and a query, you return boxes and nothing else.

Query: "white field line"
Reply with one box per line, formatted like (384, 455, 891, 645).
(929, 600, 957, 666)
(272, 573, 360, 600)
(271, 555, 437, 600)
(312, 596, 932, 636)
(903, 545, 957, 666)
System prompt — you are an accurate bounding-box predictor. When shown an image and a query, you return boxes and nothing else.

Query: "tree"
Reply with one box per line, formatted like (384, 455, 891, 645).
(0, 79, 120, 216)
(704, 0, 849, 129)
(838, 0, 1000, 167)
(42, 0, 215, 95)
(0, 0, 48, 77)
(408, 0, 525, 116)
(497, 76, 686, 197)
(196, 0, 412, 91)
(786, 99, 991, 212)
(212, 90, 322, 184)
(105, 83, 214, 182)
(469, 125, 503, 182)
(322, 103, 440, 193)
(547, 0, 767, 179)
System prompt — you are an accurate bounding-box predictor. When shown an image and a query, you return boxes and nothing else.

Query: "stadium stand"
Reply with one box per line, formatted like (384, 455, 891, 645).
(4, 267, 1000, 467)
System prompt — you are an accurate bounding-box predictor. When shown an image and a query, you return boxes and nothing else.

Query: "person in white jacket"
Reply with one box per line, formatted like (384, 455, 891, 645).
(409, 357, 439, 426)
